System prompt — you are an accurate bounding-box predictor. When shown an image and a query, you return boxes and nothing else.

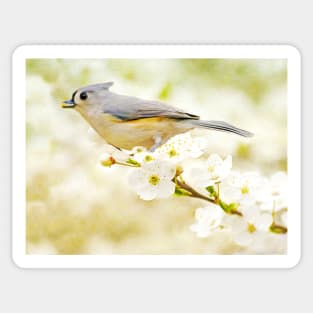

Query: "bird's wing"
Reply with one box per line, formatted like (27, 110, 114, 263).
(102, 93, 199, 121)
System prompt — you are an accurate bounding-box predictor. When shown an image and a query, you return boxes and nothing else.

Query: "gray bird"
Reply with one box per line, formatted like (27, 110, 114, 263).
(62, 82, 253, 151)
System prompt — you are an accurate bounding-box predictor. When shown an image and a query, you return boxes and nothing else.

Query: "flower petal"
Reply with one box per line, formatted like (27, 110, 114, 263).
(233, 231, 253, 246)
(137, 185, 158, 201)
(253, 212, 273, 231)
(156, 180, 175, 198)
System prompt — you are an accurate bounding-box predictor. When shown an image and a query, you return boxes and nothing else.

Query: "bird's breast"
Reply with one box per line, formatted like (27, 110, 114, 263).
(78, 110, 190, 150)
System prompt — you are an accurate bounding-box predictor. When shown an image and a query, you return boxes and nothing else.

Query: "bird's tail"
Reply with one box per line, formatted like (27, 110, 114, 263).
(188, 119, 254, 137)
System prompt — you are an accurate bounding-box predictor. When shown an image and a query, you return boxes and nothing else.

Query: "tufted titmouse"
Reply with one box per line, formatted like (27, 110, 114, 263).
(62, 82, 253, 151)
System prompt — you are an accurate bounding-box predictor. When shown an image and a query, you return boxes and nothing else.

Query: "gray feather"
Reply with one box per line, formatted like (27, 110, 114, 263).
(189, 120, 254, 137)
(102, 92, 199, 121)
(100, 90, 253, 138)
(85, 82, 114, 91)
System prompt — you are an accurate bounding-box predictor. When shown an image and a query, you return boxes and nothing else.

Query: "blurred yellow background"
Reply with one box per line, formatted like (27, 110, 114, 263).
(26, 59, 287, 254)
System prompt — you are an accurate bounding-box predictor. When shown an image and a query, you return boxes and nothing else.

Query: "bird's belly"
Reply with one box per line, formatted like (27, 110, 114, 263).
(87, 114, 190, 150)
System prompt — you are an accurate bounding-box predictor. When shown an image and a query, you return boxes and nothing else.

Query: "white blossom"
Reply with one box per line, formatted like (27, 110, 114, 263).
(192, 154, 232, 188)
(225, 171, 265, 206)
(131, 146, 147, 156)
(190, 204, 225, 238)
(223, 208, 273, 247)
(155, 133, 206, 163)
(257, 172, 288, 212)
(128, 160, 176, 200)
(130, 146, 155, 164)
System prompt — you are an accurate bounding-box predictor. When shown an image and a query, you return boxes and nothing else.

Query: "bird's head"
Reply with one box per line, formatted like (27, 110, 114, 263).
(62, 82, 114, 110)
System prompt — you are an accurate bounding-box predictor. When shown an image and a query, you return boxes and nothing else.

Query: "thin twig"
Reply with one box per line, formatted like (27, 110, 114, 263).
(175, 177, 243, 216)
(175, 178, 216, 204)
(229, 209, 243, 217)
(115, 162, 138, 167)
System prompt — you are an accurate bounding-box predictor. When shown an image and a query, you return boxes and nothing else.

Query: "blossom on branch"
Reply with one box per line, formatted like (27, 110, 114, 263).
(155, 133, 206, 163)
(128, 159, 176, 200)
(100, 143, 288, 249)
(223, 209, 273, 247)
(190, 204, 225, 238)
(257, 172, 288, 212)
(224, 171, 265, 206)
(192, 154, 232, 188)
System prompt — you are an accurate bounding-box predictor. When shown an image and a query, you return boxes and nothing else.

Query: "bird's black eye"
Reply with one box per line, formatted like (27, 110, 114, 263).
(80, 92, 88, 100)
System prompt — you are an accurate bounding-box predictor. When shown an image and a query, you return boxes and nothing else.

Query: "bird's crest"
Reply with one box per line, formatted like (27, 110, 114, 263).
(99, 82, 114, 89)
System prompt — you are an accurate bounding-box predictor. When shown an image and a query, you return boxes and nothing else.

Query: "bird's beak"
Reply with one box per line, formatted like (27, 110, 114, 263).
(62, 99, 76, 108)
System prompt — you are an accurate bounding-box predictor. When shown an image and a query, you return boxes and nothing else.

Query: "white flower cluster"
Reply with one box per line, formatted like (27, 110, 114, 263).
(128, 133, 207, 200)
(189, 167, 287, 250)
(100, 132, 288, 252)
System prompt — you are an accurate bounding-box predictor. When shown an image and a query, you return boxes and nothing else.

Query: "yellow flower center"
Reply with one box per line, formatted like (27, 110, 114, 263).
(144, 155, 154, 162)
(241, 185, 249, 194)
(168, 149, 178, 157)
(247, 223, 256, 233)
(149, 174, 160, 186)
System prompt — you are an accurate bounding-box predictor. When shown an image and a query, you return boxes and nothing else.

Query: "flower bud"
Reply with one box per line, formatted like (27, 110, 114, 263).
(175, 165, 183, 176)
(99, 153, 116, 167)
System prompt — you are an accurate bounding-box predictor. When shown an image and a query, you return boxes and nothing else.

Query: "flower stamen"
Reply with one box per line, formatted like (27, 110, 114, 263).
(149, 174, 160, 186)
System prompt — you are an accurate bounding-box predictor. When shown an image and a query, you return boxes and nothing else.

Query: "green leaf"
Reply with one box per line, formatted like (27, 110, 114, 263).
(218, 200, 229, 212)
(206, 186, 216, 197)
(228, 202, 239, 211)
(218, 201, 240, 215)
(174, 186, 192, 197)
(126, 158, 141, 167)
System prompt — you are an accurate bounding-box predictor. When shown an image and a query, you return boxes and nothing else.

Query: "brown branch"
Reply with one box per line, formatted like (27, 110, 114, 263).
(175, 178, 243, 217)
(175, 176, 286, 233)
(228, 209, 243, 217)
(175, 178, 216, 204)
